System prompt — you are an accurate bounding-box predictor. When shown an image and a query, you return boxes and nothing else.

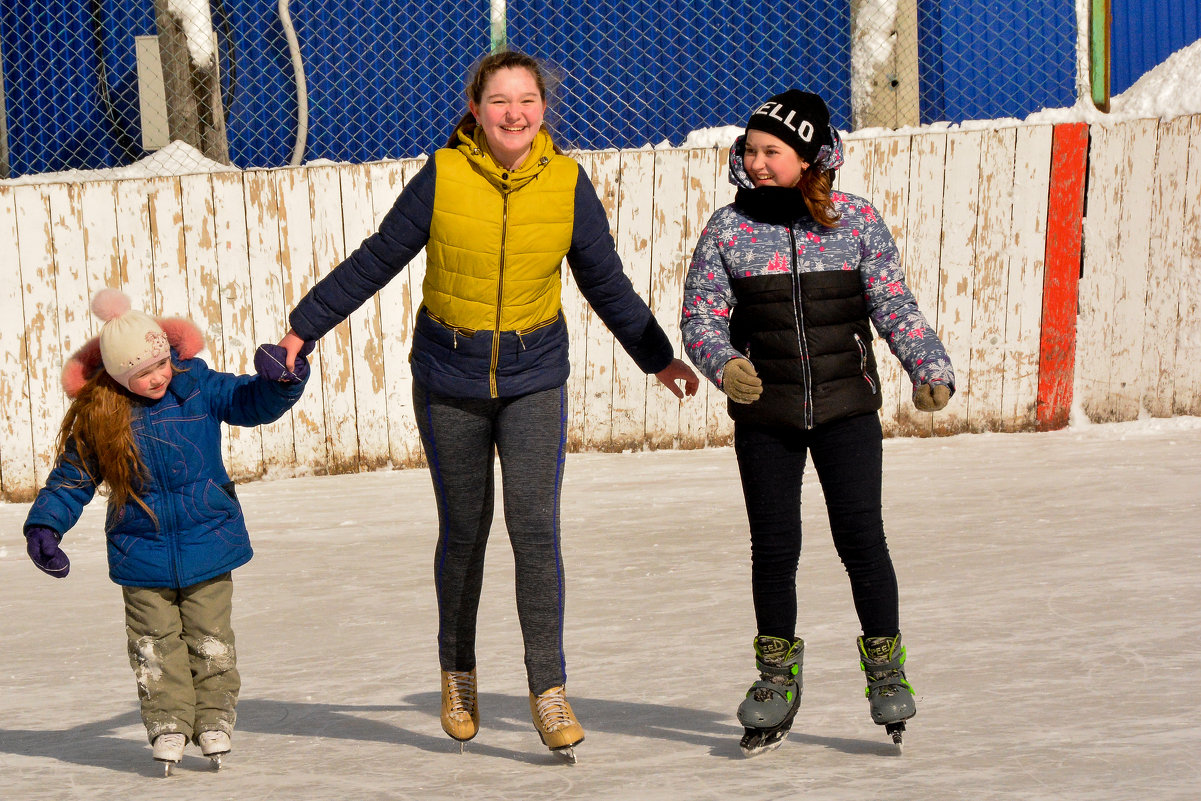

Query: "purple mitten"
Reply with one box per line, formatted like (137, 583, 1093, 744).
(255, 341, 314, 383)
(26, 527, 70, 578)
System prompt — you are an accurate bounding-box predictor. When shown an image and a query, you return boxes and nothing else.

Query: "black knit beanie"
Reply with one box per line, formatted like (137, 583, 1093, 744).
(745, 90, 832, 164)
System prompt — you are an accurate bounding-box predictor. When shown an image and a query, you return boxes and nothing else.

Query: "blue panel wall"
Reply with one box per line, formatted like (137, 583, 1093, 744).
(1110, 0, 1200, 95)
(1, 0, 1087, 177)
(917, 0, 1076, 125)
(507, 0, 851, 149)
(1, 0, 151, 176)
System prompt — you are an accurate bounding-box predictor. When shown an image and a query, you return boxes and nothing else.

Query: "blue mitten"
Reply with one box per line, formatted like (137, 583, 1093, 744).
(255, 341, 314, 383)
(26, 527, 70, 578)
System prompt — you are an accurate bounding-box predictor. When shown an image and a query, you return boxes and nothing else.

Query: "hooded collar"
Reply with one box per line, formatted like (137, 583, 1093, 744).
(727, 132, 845, 226)
(455, 126, 558, 192)
(728, 135, 809, 225)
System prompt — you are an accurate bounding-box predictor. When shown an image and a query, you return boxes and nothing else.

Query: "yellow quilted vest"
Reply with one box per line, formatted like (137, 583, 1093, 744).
(423, 127, 577, 333)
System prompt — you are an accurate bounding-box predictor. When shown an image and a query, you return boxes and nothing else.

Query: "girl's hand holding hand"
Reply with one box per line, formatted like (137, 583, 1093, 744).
(655, 359, 701, 399)
(256, 340, 315, 383)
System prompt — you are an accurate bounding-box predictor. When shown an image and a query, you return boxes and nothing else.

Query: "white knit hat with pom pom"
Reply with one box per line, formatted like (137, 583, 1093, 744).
(92, 289, 170, 389)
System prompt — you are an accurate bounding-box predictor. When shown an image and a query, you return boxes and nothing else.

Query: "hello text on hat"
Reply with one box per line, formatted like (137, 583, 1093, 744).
(745, 89, 833, 165)
(92, 289, 171, 390)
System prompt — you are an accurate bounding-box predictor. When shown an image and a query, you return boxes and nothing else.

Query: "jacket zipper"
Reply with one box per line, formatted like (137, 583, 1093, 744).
(787, 228, 814, 428)
(855, 332, 878, 395)
(490, 192, 510, 398)
(143, 408, 182, 587)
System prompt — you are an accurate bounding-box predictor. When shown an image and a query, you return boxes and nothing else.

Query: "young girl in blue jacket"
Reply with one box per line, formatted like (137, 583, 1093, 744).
(681, 90, 955, 755)
(23, 289, 310, 775)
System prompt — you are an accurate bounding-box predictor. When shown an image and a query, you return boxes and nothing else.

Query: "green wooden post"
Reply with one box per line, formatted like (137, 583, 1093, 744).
(1090, 0, 1111, 112)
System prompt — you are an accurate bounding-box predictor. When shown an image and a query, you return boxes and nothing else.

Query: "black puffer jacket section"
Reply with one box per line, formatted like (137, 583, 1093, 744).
(729, 267, 881, 430)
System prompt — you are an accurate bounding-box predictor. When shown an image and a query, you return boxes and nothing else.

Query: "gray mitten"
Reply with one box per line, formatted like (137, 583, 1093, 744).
(913, 383, 951, 412)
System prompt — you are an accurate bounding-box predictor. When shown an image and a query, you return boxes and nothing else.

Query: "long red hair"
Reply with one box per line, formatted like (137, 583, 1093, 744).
(55, 368, 155, 520)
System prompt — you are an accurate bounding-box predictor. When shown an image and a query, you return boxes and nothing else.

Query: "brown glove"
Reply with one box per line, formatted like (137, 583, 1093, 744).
(913, 383, 951, 412)
(721, 358, 763, 404)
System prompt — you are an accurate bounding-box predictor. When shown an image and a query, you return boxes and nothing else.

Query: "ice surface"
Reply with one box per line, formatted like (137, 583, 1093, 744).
(1, 417, 1199, 799)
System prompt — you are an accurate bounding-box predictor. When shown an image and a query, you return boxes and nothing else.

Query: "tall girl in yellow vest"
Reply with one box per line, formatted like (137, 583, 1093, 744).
(276, 50, 698, 761)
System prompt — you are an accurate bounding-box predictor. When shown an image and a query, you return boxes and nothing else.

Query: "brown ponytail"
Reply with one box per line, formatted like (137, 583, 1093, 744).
(799, 166, 840, 229)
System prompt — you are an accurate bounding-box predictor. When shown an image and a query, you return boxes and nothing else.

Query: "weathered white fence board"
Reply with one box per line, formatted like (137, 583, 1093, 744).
(682, 146, 719, 448)
(14, 186, 61, 486)
(611, 149, 656, 450)
(870, 136, 912, 434)
(970, 127, 1017, 430)
(367, 160, 422, 469)
(307, 165, 360, 473)
(1177, 118, 1201, 416)
(898, 132, 947, 436)
(579, 150, 624, 450)
(273, 167, 327, 470)
(0, 186, 35, 497)
(1078, 124, 1125, 421)
(243, 170, 295, 474)
(707, 147, 736, 447)
(646, 149, 689, 449)
(1144, 117, 1191, 416)
(338, 165, 390, 470)
(4, 118, 1198, 501)
(1110, 120, 1160, 420)
(938, 130, 983, 431)
(211, 172, 262, 479)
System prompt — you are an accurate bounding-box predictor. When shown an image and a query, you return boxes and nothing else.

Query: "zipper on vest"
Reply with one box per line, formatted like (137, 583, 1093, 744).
(490, 193, 510, 397)
(788, 227, 814, 428)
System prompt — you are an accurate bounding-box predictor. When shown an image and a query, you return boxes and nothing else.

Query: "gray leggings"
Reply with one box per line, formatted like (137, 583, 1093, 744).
(414, 381, 568, 695)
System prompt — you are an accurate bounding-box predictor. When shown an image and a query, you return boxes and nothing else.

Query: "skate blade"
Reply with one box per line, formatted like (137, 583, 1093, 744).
(553, 746, 577, 764)
(739, 737, 786, 758)
(885, 721, 905, 752)
(209, 754, 225, 771)
(155, 759, 179, 777)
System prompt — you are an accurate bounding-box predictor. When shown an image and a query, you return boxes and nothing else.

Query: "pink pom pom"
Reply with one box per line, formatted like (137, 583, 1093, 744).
(91, 288, 131, 322)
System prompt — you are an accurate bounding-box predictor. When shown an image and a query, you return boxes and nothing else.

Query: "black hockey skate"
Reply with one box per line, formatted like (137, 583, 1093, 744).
(737, 635, 804, 757)
(858, 633, 916, 750)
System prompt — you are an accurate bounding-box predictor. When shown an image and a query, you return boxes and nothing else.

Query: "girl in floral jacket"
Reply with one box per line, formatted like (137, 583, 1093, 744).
(680, 90, 954, 755)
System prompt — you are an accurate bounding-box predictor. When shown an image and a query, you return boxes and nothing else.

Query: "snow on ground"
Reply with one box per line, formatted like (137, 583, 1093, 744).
(2, 417, 1199, 800)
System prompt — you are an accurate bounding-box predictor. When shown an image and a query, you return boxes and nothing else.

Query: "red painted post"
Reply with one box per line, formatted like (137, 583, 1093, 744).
(1037, 123, 1090, 431)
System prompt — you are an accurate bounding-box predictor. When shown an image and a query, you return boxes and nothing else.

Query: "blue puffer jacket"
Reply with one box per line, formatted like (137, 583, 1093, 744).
(24, 353, 305, 588)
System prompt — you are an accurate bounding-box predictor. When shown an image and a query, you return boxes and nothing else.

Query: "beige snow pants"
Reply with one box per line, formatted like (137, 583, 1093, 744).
(122, 573, 240, 743)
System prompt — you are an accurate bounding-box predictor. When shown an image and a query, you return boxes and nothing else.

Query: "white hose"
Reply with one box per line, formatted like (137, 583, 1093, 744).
(278, 0, 309, 165)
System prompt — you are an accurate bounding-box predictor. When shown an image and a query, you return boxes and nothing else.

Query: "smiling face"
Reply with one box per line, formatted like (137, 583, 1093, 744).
(126, 357, 173, 400)
(744, 129, 809, 188)
(469, 66, 546, 170)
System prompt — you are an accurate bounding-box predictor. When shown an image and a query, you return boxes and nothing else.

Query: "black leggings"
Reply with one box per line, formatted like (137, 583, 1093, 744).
(414, 382, 569, 695)
(734, 413, 899, 640)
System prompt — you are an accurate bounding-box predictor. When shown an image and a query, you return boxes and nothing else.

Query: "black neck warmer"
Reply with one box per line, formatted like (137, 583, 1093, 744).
(734, 185, 811, 226)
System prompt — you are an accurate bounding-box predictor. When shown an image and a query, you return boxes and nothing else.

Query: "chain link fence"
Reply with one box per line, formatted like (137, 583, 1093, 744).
(0, 0, 1078, 180)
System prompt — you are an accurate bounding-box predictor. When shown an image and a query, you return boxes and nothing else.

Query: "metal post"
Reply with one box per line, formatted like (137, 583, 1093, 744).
(152, 0, 230, 163)
(491, 0, 507, 53)
(850, 0, 919, 130)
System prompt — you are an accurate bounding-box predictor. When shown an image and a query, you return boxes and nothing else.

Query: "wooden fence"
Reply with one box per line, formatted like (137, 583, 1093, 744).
(2, 116, 1199, 501)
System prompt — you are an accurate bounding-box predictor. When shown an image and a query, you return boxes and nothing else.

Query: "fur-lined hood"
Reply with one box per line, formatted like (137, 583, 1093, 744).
(61, 317, 205, 398)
